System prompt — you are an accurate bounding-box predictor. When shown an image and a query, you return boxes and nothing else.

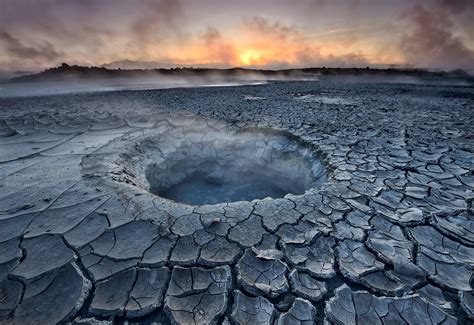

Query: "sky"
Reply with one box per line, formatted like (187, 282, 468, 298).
(0, 0, 473, 76)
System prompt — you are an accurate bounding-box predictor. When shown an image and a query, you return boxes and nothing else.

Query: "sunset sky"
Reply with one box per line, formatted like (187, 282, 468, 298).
(0, 0, 473, 76)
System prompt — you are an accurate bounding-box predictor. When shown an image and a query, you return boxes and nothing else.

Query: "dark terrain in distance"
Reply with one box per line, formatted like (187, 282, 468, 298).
(7, 63, 474, 84)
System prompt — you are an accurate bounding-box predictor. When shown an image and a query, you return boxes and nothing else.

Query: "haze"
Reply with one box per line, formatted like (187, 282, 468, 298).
(1, 0, 473, 79)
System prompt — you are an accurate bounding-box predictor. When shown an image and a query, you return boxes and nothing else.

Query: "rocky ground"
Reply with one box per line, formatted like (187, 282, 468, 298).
(0, 80, 473, 324)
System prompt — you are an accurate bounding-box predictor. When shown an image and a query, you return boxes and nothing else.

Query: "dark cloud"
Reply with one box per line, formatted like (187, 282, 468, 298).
(401, 2, 474, 71)
(437, 0, 473, 15)
(0, 31, 61, 61)
(0, 0, 125, 67)
(438, 0, 474, 39)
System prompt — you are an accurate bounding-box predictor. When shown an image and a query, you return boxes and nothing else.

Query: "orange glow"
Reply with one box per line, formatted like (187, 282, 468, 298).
(2, 1, 471, 73)
(159, 38, 403, 68)
(125, 20, 405, 69)
(238, 49, 263, 66)
(162, 37, 403, 69)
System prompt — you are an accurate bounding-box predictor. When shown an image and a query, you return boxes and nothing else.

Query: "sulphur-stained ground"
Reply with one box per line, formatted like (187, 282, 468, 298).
(0, 80, 473, 324)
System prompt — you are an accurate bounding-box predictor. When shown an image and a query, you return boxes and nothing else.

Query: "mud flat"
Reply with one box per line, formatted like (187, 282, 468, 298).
(0, 80, 473, 324)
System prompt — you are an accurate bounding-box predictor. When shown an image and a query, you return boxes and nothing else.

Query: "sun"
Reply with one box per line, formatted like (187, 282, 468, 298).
(239, 49, 262, 66)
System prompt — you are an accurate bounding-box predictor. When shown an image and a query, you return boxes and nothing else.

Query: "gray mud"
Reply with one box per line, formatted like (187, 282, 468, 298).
(0, 80, 473, 324)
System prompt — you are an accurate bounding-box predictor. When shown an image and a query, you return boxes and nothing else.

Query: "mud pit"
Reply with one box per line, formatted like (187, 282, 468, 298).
(138, 130, 326, 205)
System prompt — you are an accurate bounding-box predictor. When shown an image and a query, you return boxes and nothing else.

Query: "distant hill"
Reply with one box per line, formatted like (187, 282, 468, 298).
(7, 63, 473, 84)
(100, 59, 229, 70)
(101, 60, 177, 70)
(0, 69, 38, 81)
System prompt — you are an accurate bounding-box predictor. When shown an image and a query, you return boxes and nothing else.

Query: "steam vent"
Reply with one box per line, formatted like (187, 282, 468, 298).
(137, 128, 325, 205)
(0, 82, 473, 325)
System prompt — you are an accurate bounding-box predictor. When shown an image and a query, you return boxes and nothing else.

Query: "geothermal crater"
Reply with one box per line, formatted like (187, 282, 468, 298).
(132, 128, 326, 205)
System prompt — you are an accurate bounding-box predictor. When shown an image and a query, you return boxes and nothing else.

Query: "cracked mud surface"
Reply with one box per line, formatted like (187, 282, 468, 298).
(0, 80, 473, 324)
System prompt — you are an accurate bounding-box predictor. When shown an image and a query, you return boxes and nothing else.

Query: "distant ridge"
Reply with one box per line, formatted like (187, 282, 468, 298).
(8, 63, 473, 83)
(101, 59, 177, 70)
(100, 59, 228, 70)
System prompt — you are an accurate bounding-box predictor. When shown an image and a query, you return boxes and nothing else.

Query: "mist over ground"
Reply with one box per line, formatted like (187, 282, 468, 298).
(0, 76, 268, 98)
(1, 64, 472, 98)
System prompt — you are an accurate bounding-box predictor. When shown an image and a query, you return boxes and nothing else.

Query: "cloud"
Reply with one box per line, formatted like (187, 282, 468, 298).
(293, 45, 369, 68)
(130, 0, 188, 58)
(401, 2, 474, 71)
(0, 31, 61, 61)
(1, 0, 471, 72)
(199, 27, 236, 65)
(243, 16, 298, 41)
(201, 27, 222, 43)
(0, 0, 129, 68)
(234, 16, 370, 68)
(437, 0, 474, 17)
(438, 0, 474, 39)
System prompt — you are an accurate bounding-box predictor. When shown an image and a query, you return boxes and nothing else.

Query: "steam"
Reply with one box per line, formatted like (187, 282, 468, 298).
(130, 124, 326, 204)
(401, 1, 474, 72)
(0, 72, 272, 98)
(199, 27, 237, 67)
(131, 0, 187, 59)
(0, 31, 61, 61)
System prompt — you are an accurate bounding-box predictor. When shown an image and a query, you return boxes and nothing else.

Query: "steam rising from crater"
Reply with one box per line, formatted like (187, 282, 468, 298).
(115, 125, 327, 205)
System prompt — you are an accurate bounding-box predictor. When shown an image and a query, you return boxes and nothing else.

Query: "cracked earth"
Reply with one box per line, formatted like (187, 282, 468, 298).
(0, 81, 473, 324)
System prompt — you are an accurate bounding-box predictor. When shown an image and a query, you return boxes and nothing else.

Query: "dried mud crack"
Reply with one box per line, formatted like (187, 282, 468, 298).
(0, 81, 473, 324)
